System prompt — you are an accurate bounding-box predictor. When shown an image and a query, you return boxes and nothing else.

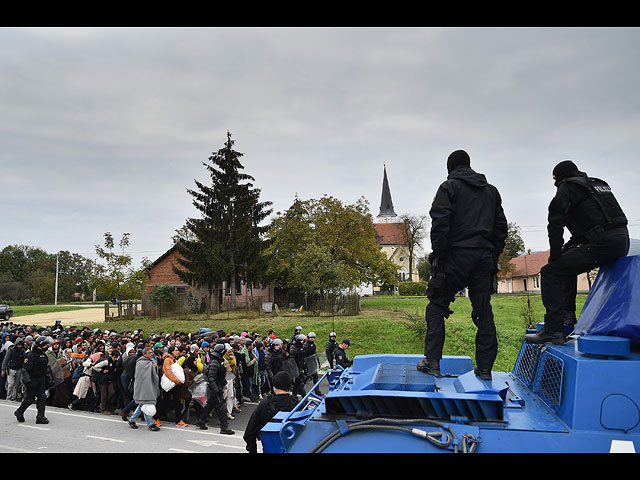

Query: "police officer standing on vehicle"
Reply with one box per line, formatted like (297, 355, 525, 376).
(14, 336, 52, 424)
(417, 150, 507, 380)
(525, 160, 629, 345)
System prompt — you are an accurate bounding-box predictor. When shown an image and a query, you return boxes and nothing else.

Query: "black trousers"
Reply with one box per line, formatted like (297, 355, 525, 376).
(16, 376, 47, 418)
(199, 389, 228, 429)
(541, 234, 629, 333)
(424, 248, 497, 371)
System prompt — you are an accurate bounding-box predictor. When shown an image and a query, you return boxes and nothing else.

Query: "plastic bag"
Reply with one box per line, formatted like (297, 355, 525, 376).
(161, 374, 175, 392)
(171, 362, 185, 383)
(160, 362, 186, 391)
(189, 381, 208, 406)
(141, 404, 156, 416)
(188, 380, 208, 399)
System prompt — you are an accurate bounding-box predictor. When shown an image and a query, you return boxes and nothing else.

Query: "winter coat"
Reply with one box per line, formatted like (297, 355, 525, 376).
(161, 352, 182, 385)
(72, 357, 96, 399)
(429, 165, 507, 262)
(133, 355, 159, 405)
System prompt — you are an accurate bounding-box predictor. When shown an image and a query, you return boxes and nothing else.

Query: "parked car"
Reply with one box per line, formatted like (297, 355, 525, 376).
(0, 304, 13, 321)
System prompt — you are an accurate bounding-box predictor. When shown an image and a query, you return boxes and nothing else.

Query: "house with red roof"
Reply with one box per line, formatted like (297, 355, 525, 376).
(497, 250, 594, 293)
(141, 244, 274, 315)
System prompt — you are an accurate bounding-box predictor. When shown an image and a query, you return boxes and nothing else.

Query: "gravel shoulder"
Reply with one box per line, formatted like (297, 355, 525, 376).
(14, 307, 107, 327)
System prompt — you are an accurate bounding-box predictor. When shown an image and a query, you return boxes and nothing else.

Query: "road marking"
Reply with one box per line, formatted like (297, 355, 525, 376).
(18, 424, 51, 431)
(0, 444, 36, 453)
(168, 448, 198, 453)
(87, 435, 126, 443)
(187, 439, 247, 450)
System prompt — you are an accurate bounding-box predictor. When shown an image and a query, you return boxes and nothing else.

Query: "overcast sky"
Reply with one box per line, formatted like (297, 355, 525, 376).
(1, 26, 639, 268)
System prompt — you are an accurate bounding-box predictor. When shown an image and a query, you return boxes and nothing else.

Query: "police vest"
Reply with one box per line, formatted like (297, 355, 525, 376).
(562, 176, 627, 236)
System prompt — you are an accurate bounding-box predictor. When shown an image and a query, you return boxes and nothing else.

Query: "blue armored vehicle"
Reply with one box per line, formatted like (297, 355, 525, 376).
(260, 256, 640, 453)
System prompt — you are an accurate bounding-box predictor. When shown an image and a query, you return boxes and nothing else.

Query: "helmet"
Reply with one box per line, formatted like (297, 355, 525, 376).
(34, 336, 49, 349)
(272, 338, 283, 346)
(213, 343, 226, 354)
(296, 334, 307, 342)
(329, 332, 336, 337)
(308, 332, 316, 338)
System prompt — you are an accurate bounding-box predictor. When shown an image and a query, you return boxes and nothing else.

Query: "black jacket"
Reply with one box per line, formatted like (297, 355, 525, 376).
(21, 348, 49, 384)
(548, 171, 628, 260)
(429, 166, 507, 261)
(206, 352, 227, 398)
(5, 345, 26, 370)
(243, 393, 299, 453)
(333, 346, 352, 369)
(265, 348, 284, 378)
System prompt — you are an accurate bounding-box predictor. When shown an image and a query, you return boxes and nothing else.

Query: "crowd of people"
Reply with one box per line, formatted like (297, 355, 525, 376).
(0, 319, 353, 448)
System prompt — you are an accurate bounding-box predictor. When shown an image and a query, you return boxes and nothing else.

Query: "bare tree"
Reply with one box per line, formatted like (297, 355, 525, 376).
(399, 214, 429, 282)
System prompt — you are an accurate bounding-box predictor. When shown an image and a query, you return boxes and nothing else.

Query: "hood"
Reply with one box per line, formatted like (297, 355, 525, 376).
(556, 169, 587, 187)
(162, 352, 175, 362)
(447, 165, 488, 188)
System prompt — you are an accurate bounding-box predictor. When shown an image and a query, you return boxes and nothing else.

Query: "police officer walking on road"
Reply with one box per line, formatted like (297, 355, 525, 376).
(197, 343, 235, 435)
(417, 150, 508, 380)
(525, 160, 629, 345)
(14, 336, 52, 424)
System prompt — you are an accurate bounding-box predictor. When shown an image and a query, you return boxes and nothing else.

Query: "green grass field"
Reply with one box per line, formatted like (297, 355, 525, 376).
(17, 293, 582, 373)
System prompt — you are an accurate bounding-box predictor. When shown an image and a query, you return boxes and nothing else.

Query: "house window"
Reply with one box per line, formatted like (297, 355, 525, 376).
(533, 275, 540, 289)
(175, 286, 186, 294)
(225, 277, 242, 296)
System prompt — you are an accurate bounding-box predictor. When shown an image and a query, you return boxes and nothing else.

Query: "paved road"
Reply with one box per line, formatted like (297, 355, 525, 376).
(0, 372, 331, 454)
(0, 397, 261, 453)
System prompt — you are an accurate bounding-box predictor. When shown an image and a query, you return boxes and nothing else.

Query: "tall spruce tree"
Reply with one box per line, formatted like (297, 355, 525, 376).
(174, 131, 272, 312)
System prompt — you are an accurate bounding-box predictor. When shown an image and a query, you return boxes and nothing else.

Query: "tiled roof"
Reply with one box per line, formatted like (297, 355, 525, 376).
(373, 222, 407, 245)
(507, 250, 549, 278)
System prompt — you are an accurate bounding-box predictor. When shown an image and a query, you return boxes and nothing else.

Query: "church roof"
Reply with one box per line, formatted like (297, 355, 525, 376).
(378, 166, 397, 217)
(373, 222, 407, 245)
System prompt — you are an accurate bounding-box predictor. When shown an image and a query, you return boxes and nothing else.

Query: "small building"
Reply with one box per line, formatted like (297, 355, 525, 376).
(497, 250, 593, 294)
(142, 244, 274, 315)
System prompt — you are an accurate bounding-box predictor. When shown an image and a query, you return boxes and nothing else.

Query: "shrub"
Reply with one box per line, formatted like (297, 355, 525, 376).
(398, 281, 428, 296)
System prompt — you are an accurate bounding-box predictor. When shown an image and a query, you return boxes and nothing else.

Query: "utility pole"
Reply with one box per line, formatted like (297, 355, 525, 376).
(54, 253, 59, 305)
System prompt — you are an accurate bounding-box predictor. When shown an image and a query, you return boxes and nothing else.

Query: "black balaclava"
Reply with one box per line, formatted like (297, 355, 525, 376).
(447, 150, 471, 174)
(552, 160, 579, 186)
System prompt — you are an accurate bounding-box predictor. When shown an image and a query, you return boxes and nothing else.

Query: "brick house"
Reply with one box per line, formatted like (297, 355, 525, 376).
(497, 250, 593, 294)
(142, 244, 274, 314)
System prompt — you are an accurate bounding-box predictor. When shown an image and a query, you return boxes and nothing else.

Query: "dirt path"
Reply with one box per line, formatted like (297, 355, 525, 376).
(15, 307, 108, 327)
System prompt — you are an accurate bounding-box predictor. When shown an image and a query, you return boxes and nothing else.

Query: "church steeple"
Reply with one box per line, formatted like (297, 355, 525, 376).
(377, 164, 397, 223)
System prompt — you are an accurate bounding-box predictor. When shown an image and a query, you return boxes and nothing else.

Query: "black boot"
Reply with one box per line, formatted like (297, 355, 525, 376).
(416, 358, 441, 375)
(14, 410, 25, 423)
(35, 416, 49, 424)
(524, 328, 566, 345)
(197, 420, 208, 430)
(474, 368, 492, 380)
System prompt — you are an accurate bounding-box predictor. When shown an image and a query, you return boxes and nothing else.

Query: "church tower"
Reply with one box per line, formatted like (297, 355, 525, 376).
(377, 165, 397, 223)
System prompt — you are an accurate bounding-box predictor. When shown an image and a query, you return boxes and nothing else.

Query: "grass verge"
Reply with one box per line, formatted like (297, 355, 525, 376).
(14, 294, 587, 373)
